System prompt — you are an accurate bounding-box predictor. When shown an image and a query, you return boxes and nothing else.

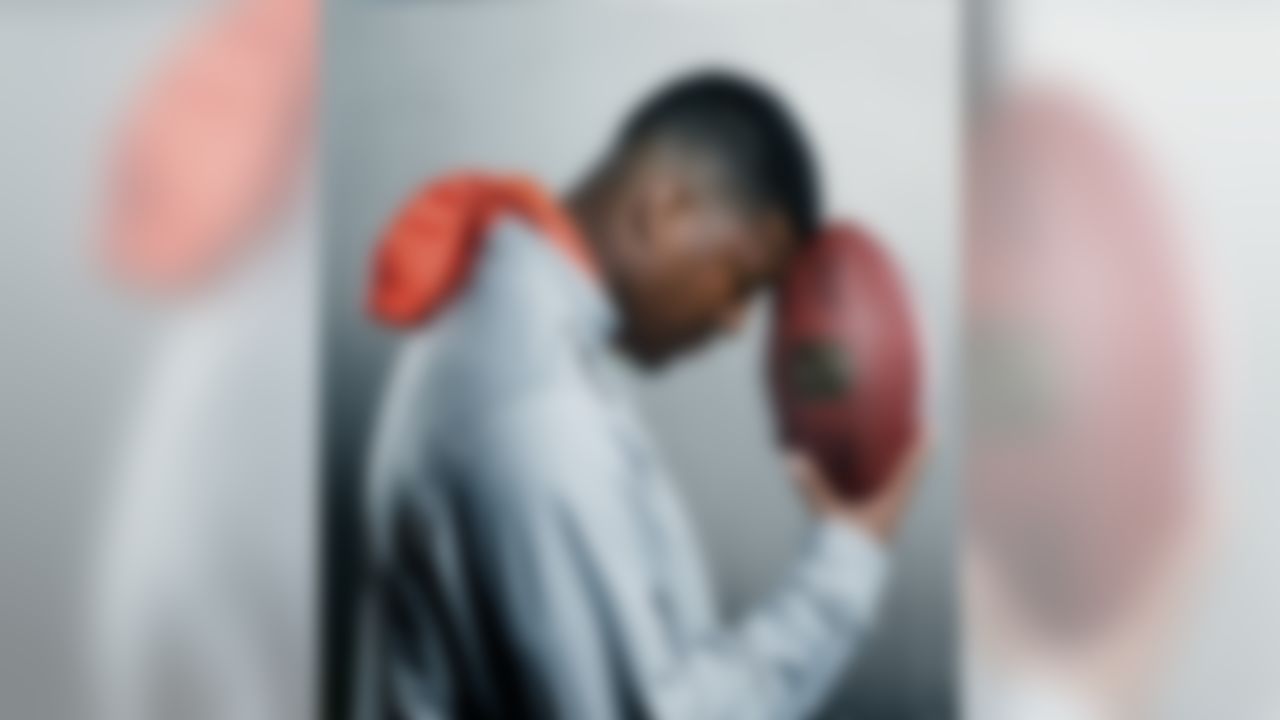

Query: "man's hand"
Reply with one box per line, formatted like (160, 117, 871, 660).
(788, 435, 927, 542)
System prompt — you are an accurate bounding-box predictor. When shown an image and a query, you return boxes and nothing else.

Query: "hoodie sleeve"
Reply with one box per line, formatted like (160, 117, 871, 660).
(445, 385, 889, 720)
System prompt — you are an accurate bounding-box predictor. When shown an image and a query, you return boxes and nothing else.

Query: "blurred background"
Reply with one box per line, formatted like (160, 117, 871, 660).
(324, 1, 958, 718)
(0, 1, 315, 719)
(0, 10, 175, 719)
(967, 2, 1280, 719)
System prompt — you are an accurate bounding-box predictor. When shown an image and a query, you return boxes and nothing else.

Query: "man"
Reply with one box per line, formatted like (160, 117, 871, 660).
(353, 71, 922, 720)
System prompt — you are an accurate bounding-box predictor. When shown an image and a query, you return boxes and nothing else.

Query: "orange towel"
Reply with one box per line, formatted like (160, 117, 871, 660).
(369, 173, 597, 328)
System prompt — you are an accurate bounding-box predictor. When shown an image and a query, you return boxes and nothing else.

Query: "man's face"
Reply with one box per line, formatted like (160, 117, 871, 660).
(605, 166, 798, 367)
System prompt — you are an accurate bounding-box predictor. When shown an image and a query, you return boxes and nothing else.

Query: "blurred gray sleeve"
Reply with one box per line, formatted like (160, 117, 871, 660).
(451, 387, 889, 720)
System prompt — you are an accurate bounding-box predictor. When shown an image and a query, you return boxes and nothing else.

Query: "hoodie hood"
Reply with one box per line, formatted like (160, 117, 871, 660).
(368, 172, 596, 327)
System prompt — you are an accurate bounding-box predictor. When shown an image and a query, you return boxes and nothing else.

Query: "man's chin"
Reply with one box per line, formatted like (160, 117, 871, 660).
(620, 329, 728, 370)
(619, 339, 677, 371)
(630, 348, 671, 371)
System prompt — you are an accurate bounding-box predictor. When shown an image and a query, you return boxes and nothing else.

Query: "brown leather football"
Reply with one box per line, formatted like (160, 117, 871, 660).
(769, 221, 922, 499)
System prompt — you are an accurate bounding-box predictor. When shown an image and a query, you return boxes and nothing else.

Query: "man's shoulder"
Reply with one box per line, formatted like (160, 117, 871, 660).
(442, 217, 585, 397)
(383, 216, 595, 433)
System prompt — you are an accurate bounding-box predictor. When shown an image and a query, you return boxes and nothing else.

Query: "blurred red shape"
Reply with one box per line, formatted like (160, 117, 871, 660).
(105, 0, 315, 293)
(967, 88, 1200, 638)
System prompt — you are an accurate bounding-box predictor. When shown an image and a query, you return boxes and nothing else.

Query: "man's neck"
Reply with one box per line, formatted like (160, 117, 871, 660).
(566, 171, 616, 286)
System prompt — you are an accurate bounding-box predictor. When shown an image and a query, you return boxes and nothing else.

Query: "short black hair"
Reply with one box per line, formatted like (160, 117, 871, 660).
(615, 69, 822, 242)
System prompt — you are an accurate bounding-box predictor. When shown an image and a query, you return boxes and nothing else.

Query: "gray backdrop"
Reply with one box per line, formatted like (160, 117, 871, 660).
(325, 2, 960, 718)
(0, 9, 207, 719)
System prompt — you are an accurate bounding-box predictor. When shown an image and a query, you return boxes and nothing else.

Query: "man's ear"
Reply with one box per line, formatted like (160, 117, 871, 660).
(632, 160, 696, 253)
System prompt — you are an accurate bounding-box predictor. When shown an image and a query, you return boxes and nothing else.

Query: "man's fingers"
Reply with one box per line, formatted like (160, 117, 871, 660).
(889, 433, 929, 490)
(786, 450, 832, 509)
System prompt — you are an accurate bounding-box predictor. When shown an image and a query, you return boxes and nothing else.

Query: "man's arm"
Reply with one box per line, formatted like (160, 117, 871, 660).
(444, 386, 916, 720)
